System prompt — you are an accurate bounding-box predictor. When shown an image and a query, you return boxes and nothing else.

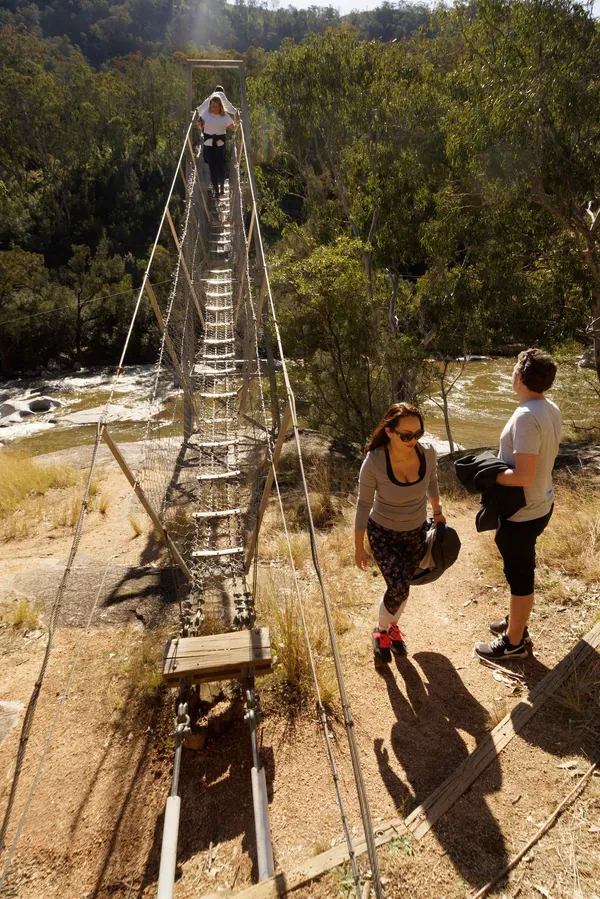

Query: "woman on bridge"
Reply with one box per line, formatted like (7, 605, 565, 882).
(198, 95, 237, 196)
(355, 403, 445, 664)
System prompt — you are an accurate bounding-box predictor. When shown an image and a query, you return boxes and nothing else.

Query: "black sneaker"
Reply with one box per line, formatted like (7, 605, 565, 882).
(373, 627, 392, 665)
(489, 615, 530, 641)
(474, 634, 529, 661)
(389, 623, 407, 657)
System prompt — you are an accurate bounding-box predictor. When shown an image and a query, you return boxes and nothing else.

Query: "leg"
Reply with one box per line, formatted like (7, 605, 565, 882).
(476, 508, 553, 661)
(507, 592, 534, 645)
(368, 520, 426, 661)
(214, 144, 225, 194)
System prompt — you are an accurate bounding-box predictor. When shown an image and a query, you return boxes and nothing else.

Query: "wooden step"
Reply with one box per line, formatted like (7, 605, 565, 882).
(206, 304, 233, 311)
(197, 469, 241, 480)
(199, 416, 235, 424)
(199, 390, 238, 399)
(163, 628, 272, 686)
(204, 352, 235, 360)
(205, 337, 235, 345)
(194, 439, 239, 448)
(195, 368, 238, 378)
(206, 321, 234, 328)
(192, 546, 244, 558)
(193, 507, 241, 519)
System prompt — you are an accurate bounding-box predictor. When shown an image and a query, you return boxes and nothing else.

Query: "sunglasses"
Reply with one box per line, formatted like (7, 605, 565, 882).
(391, 428, 424, 443)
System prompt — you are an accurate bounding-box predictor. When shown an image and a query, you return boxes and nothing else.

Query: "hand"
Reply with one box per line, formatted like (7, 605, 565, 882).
(433, 511, 446, 525)
(355, 546, 368, 571)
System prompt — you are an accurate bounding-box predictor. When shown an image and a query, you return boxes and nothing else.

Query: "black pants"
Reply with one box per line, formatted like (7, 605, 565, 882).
(494, 505, 553, 596)
(203, 142, 225, 193)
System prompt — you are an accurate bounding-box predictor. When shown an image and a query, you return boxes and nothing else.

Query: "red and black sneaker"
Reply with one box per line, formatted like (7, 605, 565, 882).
(389, 623, 407, 657)
(372, 626, 392, 665)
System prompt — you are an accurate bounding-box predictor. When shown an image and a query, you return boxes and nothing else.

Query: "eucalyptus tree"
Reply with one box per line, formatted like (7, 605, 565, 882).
(438, 0, 600, 376)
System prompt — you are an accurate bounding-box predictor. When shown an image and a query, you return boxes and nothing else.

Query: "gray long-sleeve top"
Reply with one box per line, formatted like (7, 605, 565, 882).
(354, 444, 440, 532)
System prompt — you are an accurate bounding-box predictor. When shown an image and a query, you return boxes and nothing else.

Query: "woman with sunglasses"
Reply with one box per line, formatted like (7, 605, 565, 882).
(355, 403, 445, 663)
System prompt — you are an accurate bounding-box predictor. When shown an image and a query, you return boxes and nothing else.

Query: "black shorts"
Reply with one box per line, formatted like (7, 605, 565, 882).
(494, 505, 553, 596)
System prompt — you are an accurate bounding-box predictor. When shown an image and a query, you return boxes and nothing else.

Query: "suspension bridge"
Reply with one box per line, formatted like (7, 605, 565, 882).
(0, 59, 385, 899)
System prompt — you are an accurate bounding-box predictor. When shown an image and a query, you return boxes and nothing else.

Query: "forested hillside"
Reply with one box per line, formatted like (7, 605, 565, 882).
(1, 0, 599, 442)
(0, 0, 429, 62)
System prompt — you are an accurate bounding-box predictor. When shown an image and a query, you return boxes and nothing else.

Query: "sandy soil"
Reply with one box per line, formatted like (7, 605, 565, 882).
(0, 466, 599, 899)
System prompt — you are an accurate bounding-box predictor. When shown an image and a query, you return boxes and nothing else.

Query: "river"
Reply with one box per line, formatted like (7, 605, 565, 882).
(0, 357, 597, 456)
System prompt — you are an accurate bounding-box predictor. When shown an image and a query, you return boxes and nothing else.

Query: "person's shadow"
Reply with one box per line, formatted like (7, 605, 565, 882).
(375, 652, 508, 887)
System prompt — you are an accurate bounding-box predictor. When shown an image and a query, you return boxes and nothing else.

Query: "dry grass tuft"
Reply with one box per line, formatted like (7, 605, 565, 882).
(485, 696, 509, 731)
(1, 599, 42, 631)
(0, 451, 78, 540)
(98, 492, 111, 515)
(554, 658, 600, 729)
(257, 569, 341, 713)
(128, 514, 145, 537)
(113, 633, 168, 712)
(53, 492, 84, 529)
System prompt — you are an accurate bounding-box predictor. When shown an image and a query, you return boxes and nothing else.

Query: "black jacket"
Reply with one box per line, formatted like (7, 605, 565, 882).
(454, 452, 526, 532)
(411, 519, 461, 585)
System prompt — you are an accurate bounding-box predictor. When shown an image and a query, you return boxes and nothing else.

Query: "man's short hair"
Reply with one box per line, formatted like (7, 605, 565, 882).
(214, 84, 225, 92)
(516, 348, 557, 393)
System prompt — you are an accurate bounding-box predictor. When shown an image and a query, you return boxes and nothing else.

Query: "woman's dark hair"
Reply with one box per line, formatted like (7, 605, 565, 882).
(209, 96, 225, 115)
(366, 403, 424, 452)
(516, 348, 557, 393)
(214, 84, 225, 92)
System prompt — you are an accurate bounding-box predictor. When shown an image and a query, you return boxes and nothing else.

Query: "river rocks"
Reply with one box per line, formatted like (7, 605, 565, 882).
(46, 358, 60, 372)
(577, 348, 596, 370)
(72, 361, 82, 372)
(28, 396, 63, 413)
(0, 400, 35, 419)
(0, 395, 64, 424)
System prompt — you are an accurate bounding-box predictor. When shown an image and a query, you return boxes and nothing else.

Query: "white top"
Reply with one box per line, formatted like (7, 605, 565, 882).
(197, 92, 237, 118)
(201, 110, 234, 136)
(499, 397, 562, 522)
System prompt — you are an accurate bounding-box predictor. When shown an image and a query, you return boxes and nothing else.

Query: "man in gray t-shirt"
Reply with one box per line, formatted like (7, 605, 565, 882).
(475, 349, 562, 662)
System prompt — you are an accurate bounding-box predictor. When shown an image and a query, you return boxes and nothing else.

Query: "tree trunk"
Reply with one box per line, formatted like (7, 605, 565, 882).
(76, 298, 83, 361)
(593, 289, 600, 382)
(441, 386, 455, 454)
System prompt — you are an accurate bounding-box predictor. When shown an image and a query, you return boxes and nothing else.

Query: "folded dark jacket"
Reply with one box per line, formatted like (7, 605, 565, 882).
(411, 518, 461, 585)
(454, 452, 526, 532)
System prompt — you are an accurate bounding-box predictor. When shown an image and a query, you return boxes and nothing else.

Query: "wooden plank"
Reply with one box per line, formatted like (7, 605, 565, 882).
(255, 275, 268, 329)
(101, 427, 191, 582)
(405, 620, 600, 840)
(201, 818, 407, 899)
(163, 628, 272, 684)
(144, 280, 197, 424)
(166, 208, 205, 328)
(244, 402, 292, 573)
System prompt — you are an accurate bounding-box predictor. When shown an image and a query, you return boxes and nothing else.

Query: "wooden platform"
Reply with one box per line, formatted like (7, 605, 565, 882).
(163, 628, 272, 685)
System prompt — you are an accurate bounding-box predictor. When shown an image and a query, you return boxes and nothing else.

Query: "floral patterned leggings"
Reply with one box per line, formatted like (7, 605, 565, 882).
(367, 518, 427, 620)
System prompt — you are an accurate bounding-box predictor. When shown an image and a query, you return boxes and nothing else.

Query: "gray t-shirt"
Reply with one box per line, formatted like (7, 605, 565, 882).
(355, 444, 439, 532)
(499, 398, 562, 522)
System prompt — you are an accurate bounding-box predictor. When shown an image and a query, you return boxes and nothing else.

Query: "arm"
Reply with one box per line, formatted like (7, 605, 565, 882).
(355, 456, 376, 570)
(426, 448, 446, 523)
(355, 530, 368, 570)
(496, 454, 538, 487)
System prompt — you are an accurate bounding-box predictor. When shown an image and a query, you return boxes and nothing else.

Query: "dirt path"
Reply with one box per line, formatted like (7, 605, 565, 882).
(0, 487, 598, 899)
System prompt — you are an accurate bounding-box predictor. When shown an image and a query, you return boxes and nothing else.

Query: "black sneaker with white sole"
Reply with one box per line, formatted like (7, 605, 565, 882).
(474, 633, 529, 661)
(489, 615, 530, 642)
